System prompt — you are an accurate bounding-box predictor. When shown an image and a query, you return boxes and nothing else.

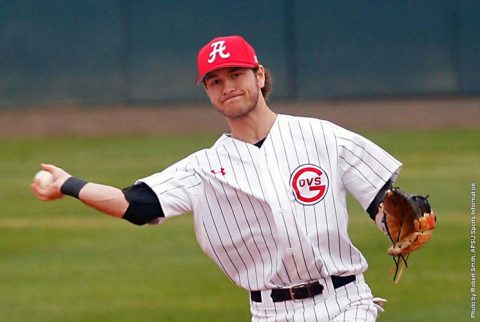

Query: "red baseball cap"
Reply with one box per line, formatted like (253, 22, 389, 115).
(196, 35, 259, 84)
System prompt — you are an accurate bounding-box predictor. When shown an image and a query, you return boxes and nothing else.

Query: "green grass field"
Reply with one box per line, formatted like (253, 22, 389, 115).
(0, 129, 478, 322)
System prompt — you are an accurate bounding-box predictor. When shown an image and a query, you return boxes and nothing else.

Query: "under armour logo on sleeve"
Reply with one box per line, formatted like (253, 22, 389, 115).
(208, 41, 230, 63)
(211, 167, 226, 176)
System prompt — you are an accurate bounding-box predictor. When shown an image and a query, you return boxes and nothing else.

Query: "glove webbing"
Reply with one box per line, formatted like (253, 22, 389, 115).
(382, 207, 409, 282)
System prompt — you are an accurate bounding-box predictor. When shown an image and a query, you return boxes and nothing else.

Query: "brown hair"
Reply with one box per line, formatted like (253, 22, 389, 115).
(253, 67, 272, 101)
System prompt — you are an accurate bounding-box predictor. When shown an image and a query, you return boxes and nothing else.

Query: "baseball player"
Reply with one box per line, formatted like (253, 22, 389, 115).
(32, 35, 402, 322)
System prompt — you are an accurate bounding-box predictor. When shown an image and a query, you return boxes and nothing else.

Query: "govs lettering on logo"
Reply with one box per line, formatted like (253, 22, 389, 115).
(290, 164, 329, 206)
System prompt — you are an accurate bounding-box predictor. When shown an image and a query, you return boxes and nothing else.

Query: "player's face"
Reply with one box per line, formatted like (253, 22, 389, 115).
(204, 67, 265, 119)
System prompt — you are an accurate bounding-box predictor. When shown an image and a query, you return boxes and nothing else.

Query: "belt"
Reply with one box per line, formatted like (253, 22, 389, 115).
(250, 275, 356, 303)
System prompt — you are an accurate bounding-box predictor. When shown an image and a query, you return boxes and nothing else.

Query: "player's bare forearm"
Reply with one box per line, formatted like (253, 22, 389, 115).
(32, 163, 128, 219)
(78, 182, 128, 218)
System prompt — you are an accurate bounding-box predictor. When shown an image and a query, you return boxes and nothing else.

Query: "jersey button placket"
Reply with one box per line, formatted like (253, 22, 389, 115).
(277, 206, 301, 255)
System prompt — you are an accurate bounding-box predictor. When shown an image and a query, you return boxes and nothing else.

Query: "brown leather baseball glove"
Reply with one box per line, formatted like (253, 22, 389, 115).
(381, 188, 436, 283)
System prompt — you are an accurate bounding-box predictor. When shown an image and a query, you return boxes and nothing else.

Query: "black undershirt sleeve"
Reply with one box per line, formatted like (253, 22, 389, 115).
(366, 178, 393, 221)
(122, 182, 164, 225)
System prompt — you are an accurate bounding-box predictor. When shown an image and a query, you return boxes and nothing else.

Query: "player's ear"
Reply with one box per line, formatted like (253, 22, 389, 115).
(203, 80, 211, 96)
(256, 65, 266, 89)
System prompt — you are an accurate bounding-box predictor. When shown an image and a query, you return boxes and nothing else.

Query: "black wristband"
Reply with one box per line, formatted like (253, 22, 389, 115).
(61, 177, 89, 199)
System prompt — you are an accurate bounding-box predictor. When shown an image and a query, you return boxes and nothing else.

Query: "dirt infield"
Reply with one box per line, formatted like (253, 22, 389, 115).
(0, 97, 479, 138)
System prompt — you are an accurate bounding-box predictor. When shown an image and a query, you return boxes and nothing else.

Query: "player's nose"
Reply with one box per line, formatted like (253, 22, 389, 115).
(222, 79, 236, 95)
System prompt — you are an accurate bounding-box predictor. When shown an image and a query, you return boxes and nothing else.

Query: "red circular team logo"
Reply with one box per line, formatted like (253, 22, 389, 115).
(290, 164, 329, 205)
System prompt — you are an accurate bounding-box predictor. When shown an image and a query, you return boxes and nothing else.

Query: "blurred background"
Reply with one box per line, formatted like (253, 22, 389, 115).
(0, 1, 479, 322)
(1, 0, 480, 108)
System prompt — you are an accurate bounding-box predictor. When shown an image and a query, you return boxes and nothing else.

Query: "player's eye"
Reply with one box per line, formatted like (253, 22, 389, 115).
(208, 79, 220, 87)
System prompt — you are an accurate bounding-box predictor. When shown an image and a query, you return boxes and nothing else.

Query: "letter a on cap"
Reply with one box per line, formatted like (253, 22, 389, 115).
(208, 41, 230, 63)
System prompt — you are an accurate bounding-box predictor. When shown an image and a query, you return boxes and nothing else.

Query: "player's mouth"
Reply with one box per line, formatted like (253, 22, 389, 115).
(221, 93, 243, 104)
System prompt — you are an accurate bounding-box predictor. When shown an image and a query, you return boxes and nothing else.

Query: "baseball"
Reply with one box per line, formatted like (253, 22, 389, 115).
(34, 170, 53, 188)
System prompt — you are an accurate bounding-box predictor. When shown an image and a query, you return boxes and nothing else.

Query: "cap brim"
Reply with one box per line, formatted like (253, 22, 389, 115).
(196, 62, 259, 85)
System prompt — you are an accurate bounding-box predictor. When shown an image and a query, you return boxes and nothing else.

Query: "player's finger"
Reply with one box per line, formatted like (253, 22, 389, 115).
(31, 182, 48, 201)
(32, 182, 63, 201)
(41, 163, 56, 173)
(372, 297, 387, 306)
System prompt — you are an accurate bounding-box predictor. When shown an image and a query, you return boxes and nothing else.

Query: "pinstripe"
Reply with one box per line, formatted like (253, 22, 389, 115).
(199, 176, 242, 285)
(289, 121, 310, 234)
(323, 296, 331, 321)
(217, 177, 260, 287)
(352, 283, 362, 321)
(318, 122, 345, 274)
(336, 136, 397, 173)
(333, 283, 343, 319)
(200, 219, 236, 283)
(149, 174, 176, 187)
(311, 296, 320, 322)
(283, 301, 289, 321)
(156, 181, 202, 196)
(207, 195, 254, 287)
(354, 303, 360, 321)
(296, 121, 313, 241)
(286, 120, 301, 164)
(307, 121, 332, 276)
(272, 302, 280, 322)
(153, 173, 197, 186)
(300, 301, 307, 322)
(318, 130, 348, 271)
(217, 148, 263, 288)
(203, 152, 253, 289)
(342, 274, 353, 310)
(338, 144, 388, 181)
(338, 155, 379, 188)
(317, 123, 347, 270)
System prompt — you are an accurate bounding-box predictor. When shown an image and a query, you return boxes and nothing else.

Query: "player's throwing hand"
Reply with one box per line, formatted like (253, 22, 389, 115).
(31, 163, 71, 201)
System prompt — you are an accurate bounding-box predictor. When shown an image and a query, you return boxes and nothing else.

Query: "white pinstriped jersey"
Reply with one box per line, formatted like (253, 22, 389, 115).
(139, 114, 402, 291)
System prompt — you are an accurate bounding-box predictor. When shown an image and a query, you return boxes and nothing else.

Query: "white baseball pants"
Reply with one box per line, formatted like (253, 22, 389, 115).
(249, 275, 378, 322)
